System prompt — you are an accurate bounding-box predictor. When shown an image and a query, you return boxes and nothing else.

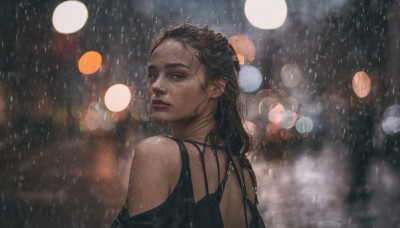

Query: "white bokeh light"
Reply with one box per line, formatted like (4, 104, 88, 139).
(52, 1, 88, 34)
(244, 0, 288, 29)
(280, 110, 297, 129)
(104, 84, 132, 112)
(239, 65, 263, 93)
(281, 64, 302, 88)
(268, 103, 285, 123)
(382, 105, 400, 134)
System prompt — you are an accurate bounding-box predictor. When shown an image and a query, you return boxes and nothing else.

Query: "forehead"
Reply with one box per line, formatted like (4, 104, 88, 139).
(149, 39, 200, 67)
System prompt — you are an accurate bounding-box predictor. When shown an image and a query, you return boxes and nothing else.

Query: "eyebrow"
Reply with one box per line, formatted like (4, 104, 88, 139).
(147, 62, 191, 70)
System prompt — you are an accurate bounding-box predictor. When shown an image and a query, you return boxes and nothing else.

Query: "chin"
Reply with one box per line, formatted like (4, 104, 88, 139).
(150, 113, 170, 124)
(152, 118, 168, 124)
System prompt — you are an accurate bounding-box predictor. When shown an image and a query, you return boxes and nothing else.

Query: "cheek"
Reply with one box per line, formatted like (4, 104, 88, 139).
(176, 86, 203, 101)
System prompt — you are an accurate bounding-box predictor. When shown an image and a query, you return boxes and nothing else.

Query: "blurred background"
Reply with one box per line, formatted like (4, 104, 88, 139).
(1, 0, 400, 227)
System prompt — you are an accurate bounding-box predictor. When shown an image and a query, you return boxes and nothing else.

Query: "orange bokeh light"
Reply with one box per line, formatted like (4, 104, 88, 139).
(237, 54, 245, 65)
(228, 35, 256, 65)
(352, 71, 371, 98)
(78, 51, 102, 75)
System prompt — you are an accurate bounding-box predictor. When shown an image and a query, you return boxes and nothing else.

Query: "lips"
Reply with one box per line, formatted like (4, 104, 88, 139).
(152, 99, 169, 108)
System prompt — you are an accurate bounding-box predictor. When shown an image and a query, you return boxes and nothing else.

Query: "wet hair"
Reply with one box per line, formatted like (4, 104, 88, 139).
(150, 23, 251, 155)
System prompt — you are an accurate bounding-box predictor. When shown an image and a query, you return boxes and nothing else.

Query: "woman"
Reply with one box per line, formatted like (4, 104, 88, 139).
(111, 23, 265, 228)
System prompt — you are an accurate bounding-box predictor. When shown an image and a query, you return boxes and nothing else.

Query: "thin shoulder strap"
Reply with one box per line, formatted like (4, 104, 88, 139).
(165, 136, 193, 193)
(215, 154, 230, 200)
(165, 136, 195, 225)
(226, 150, 250, 228)
(226, 150, 248, 197)
(240, 154, 259, 204)
(185, 140, 210, 195)
(185, 139, 224, 184)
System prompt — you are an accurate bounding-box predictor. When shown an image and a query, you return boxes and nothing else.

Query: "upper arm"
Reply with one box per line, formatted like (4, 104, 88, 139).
(126, 136, 181, 217)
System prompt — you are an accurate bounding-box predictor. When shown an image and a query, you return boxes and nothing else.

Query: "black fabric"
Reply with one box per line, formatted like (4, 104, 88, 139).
(111, 137, 265, 228)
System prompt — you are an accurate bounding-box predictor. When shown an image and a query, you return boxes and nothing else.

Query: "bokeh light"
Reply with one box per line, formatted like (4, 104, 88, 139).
(265, 122, 282, 144)
(296, 116, 313, 133)
(239, 65, 263, 93)
(244, 0, 288, 29)
(280, 64, 302, 88)
(52, 1, 88, 34)
(352, 71, 371, 98)
(280, 110, 297, 129)
(104, 84, 132, 112)
(244, 120, 257, 136)
(298, 102, 323, 119)
(281, 96, 299, 112)
(80, 102, 115, 134)
(78, 51, 102, 75)
(228, 35, 256, 65)
(259, 97, 279, 115)
(381, 105, 400, 134)
(112, 109, 129, 122)
(268, 103, 285, 122)
(255, 89, 274, 101)
(94, 141, 118, 180)
(80, 106, 100, 132)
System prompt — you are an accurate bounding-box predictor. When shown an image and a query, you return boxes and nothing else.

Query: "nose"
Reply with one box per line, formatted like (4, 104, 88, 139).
(150, 75, 166, 95)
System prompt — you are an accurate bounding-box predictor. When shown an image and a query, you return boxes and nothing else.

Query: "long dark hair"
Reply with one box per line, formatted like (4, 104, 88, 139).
(150, 23, 251, 155)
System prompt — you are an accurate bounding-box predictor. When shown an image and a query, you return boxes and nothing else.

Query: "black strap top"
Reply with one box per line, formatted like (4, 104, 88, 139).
(111, 137, 265, 228)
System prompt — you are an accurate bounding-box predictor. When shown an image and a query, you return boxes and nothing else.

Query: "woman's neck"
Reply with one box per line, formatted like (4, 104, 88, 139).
(169, 113, 216, 142)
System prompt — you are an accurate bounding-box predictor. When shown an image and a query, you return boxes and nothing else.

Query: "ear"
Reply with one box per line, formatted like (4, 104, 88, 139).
(207, 78, 227, 98)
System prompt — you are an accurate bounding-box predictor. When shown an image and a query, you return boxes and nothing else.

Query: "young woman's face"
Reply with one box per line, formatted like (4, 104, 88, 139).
(147, 39, 209, 124)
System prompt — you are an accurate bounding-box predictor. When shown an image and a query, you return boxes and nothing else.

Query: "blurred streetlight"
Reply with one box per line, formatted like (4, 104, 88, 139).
(244, 0, 288, 29)
(52, 1, 89, 34)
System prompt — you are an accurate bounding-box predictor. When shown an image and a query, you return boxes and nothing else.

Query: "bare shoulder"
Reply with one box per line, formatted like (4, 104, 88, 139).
(131, 135, 182, 182)
(127, 136, 182, 216)
(133, 136, 181, 164)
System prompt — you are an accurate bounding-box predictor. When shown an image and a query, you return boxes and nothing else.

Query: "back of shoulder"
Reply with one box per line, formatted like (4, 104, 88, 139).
(133, 136, 181, 169)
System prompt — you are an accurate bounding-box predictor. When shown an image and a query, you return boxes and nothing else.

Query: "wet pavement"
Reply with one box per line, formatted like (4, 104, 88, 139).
(1, 135, 400, 227)
(1, 136, 131, 227)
